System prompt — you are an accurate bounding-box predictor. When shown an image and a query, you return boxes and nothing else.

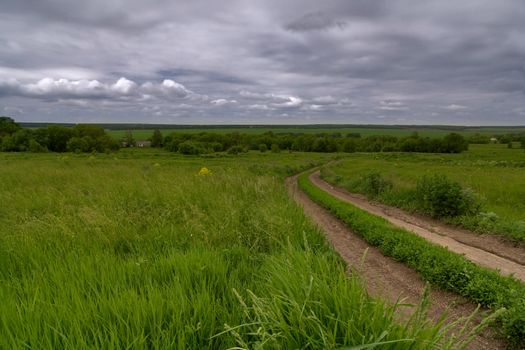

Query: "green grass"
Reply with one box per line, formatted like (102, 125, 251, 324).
(321, 144, 525, 243)
(298, 171, 525, 347)
(0, 150, 479, 349)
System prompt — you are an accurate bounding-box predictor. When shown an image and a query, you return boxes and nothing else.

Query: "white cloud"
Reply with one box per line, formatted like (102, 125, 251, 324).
(272, 96, 303, 109)
(210, 98, 237, 106)
(111, 77, 137, 94)
(141, 79, 192, 99)
(311, 95, 337, 105)
(445, 104, 468, 110)
(0, 77, 192, 101)
(378, 99, 409, 111)
(248, 104, 270, 110)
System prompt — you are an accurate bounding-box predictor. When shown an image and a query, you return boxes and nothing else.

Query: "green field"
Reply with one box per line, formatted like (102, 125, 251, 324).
(105, 126, 525, 140)
(0, 150, 475, 349)
(321, 144, 525, 243)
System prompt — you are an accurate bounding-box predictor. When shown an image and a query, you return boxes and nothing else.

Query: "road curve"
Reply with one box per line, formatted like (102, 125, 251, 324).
(309, 171, 525, 283)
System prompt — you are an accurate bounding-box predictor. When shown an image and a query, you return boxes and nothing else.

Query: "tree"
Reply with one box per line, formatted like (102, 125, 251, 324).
(178, 141, 203, 155)
(46, 126, 74, 152)
(73, 124, 106, 139)
(0, 116, 20, 137)
(151, 129, 164, 148)
(28, 139, 47, 153)
(343, 139, 357, 153)
(67, 137, 90, 153)
(440, 133, 468, 153)
(123, 130, 135, 147)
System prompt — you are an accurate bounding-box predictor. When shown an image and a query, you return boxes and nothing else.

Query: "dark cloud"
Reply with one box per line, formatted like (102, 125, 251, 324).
(285, 12, 347, 32)
(0, 0, 524, 124)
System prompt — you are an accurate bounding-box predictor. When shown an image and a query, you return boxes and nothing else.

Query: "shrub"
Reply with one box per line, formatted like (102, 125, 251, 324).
(342, 139, 357, 153)
(178, 141, 204, 155)
(415, 175, 481, 218)
(227, 145, 245, 155)
(28, 139, 47, 153)
(440, 133, 468, 153)
(208, 142, 223, 152)
(271, 144, 280, 153)
(360, 172, 392, 198)
(258, 144, 268, 152)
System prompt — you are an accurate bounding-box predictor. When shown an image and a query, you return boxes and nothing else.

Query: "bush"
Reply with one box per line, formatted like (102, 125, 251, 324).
(342, 139, 357, 153)
(258, 144, 268, 152)
(440, 133, 469, 153)
(271, 144, 280, 153)
(178, 141, 204, 155)
(360, 172, 392, 198)
(415, 175, 481, 218)
(227, 145, 245, 155)
(28, 139, 47, 153)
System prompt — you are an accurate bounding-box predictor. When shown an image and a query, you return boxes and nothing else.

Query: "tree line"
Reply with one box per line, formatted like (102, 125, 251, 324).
(0, 117, 119, 152)
(158, 130, 470, 154)
(5, 116, 523, 155)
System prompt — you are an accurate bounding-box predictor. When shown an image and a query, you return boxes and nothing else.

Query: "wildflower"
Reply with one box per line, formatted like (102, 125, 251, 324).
(198, 167, 212, 176)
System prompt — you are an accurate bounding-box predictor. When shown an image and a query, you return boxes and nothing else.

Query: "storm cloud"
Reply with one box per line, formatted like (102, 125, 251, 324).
(0, 0, 524, 124)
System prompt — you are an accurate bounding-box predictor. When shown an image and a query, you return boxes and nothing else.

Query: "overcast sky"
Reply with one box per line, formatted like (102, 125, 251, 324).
(1, 0, 524, 125)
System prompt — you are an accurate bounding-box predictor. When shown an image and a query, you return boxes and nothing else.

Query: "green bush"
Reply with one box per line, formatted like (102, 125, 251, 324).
(415, 175, 481, 218)
(28, 139, 47, 153)
(178, 141, 205, 155)
(258, 143, 268, 152)
(227, 145, 245, 155)
(360, 172, 393, 198)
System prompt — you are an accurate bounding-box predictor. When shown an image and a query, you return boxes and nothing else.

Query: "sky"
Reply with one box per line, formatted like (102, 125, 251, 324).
(0, 0, 524, 125)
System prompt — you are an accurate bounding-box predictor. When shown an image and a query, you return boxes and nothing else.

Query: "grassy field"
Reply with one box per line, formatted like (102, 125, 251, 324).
(0, 150, 475, 349)
(321, 144, 525, 243)
(106, 126, 525, 140)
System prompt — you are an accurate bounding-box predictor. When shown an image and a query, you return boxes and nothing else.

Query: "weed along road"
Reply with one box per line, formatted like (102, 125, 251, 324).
(286, 173, 505, 350)
(308, 171, 525, 283)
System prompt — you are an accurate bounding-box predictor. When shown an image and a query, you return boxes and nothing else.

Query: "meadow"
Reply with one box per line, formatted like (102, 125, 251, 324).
(320, 144, 525, 243)
(0, 150, 475, 349)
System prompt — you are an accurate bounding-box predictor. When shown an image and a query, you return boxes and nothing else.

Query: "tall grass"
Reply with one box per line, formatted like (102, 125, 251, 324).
(321, 145, 525, 243)
(0, 151, 480, 348)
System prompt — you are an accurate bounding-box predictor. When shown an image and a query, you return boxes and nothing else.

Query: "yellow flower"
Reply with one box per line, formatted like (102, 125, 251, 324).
(198, 167, 212, 176)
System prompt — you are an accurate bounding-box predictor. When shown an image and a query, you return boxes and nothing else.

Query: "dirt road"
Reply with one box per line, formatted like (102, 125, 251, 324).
(286, 173, 506, 350)
(309, 171, 525, 283)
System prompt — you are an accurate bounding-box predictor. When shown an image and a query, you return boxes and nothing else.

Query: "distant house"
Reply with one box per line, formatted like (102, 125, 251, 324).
(136, 140, 151, 148)
(490, 137, 498, 143)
